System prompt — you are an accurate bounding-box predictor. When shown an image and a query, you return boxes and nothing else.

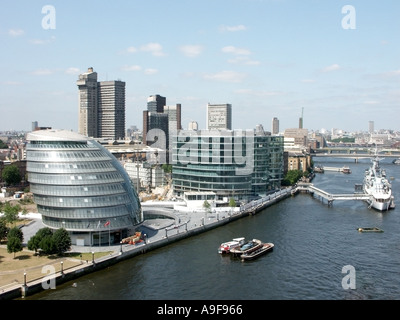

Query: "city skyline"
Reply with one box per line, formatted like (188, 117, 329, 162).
(1, 1, 399, 133)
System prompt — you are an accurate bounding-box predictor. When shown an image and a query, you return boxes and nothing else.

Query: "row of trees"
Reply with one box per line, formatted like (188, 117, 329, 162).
(0, 219, 72, 258)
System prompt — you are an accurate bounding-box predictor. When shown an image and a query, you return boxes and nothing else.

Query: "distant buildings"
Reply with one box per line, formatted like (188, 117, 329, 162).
(272, 117, 279, 135)
(77, 67, 126, 140)
(206, 103, 232, 130)
(25, 129, 143, 246)
(142, 94, 182, 163)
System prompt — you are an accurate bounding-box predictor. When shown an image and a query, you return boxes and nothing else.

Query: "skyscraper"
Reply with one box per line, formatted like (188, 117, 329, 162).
(77, 67, 98, 138)
(77, 67, 126, 140)
(206, 103, 232, 130)
(272, 117, 279, 135)
(98, 80, 126, 140)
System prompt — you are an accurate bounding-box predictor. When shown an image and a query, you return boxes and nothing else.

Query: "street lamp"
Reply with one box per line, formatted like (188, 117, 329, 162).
(92, 251, 95, 264)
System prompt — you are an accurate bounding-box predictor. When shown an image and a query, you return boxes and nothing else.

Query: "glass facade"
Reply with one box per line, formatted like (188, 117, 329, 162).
(26, 129, 143, 246)
(172, 129, 284, 200)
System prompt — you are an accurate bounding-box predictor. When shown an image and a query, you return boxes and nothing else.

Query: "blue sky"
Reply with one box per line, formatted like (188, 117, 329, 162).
(1, 0, 399, 133)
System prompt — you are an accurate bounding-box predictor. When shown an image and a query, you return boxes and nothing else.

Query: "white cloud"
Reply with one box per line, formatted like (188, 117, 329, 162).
(31, 69, 53, 76)
(126, 46, 138, 53)
(144, 68, 158, 75)
(140, 42, 165, 56)
(227, 56, 260, 65)
(301, 79, 316, 83)
(203, 70, 246, 83)
(65, 67, 81, 75)
(222, 45, 251, 55)
(219, 24, 247, 32)
(121, 65, 142, 72)
(8, 29, 24, 37)
(235, 89, 283, 97)
(179, 45, 204, 57)
(321, 64, 341, 72)
(1, 81, 22, 85)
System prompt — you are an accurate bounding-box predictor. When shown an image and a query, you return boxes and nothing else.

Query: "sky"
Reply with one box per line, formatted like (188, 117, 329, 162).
(0, 0, 399, 134)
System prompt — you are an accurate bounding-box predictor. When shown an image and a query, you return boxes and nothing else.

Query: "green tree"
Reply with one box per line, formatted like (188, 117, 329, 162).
(39, 236, 56, 255)
(7, 226, 23, 243)
(52, 228, 71, 255)
(2, 202, 21, 226)
(203, 200, 211, 213)
(36, 227, 53, 240)
(2, 165, 21, 186)
(27, 235, 41, 254)
(7, 236, 23, 258)
(0, 219, 9, 241)
(282, 170, 304, 186)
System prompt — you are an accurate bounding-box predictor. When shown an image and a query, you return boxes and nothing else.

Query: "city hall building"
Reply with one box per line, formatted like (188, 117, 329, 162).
(171, 129, 284, 201)
(26, 129, 143, 246)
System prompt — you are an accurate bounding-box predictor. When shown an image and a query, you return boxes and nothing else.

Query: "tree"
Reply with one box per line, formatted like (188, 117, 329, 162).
(203, 200, 211, 213)
(2, 202, 21, 226)
(52, 228, 71, 255)
(2, 165, 21, 186)
(40, 236, 56, 255)
(27, 235, 41, 254)
(7, 226, 23, 243)
(0, 220, 9, 241)
(7, 236, 23, 258)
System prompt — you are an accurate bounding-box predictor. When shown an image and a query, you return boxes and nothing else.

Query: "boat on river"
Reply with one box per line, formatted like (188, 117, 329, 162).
(218, 237, 245, 254)
(240, 242, 274, 261)
(357, 227, 384, 233)
(230, 239, 263, 256)
(393, 158, 400, 165)
(363, 150, 395, 211)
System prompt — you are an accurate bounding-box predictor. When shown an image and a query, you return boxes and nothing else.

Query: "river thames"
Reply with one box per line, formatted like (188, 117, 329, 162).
(27, 156, 400, 300)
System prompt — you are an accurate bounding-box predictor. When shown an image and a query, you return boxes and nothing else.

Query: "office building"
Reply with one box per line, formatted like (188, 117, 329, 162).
(206, 103, 232, 130)
(171, 129, 284, 200)
(272, 117, 279, 135)
(26, 129, 143, 246)
(77, 67, 126, 140)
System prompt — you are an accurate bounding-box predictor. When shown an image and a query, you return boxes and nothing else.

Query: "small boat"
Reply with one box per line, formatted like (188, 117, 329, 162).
(240, 242, 274, 261)
(218, 237, 245, 254)
(230, 239, 263, 256)
(341, 166, 351, 174)
(392, 158, 400, 165)
(357, 227, 384, 233)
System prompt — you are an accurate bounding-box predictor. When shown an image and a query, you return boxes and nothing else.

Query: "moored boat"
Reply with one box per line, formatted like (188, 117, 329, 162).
(240, 242, 274, 261)
(230, 239, 263, 256)
(357, 227, 384, 233)
(218, 237, 245, 254)
(363, 150, 394, 211)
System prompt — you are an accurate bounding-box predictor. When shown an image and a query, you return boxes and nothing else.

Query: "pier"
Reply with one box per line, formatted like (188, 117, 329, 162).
(296, 183, 371, 206)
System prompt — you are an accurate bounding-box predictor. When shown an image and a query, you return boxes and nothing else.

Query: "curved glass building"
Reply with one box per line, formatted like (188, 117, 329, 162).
(26, 129, 143, 246)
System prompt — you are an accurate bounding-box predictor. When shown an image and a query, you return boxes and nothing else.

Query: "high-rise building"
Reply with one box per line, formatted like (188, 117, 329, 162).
(77, 67, 98, 138)
(142, 96, 181, 164)
(98, 80, 126, 140)
(77, 67, 126, 140)
(272, 117, 279, 135)
(147, 94, 166, 113)
(369, 121, 374, 134)
(206, 103, 232, 130)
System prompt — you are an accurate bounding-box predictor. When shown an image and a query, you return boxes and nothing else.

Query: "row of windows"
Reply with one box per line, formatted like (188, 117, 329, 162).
(27, 161, 115, 174)
(28, 172, 124, 185)
(30, 182, 126, 197)
(27, 150, 110, 161)
(34, 193, 131, 208)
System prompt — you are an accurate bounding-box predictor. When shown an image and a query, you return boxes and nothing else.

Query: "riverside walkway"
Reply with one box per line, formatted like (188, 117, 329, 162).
(0, 187, 293, 300)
